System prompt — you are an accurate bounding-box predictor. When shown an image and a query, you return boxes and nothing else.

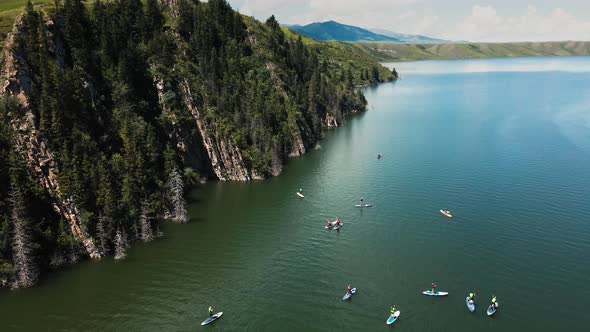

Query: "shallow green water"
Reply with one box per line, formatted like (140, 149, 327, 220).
(2, 57, 590, 331)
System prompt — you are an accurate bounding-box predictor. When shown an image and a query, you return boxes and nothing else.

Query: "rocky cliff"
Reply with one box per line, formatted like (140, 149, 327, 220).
(1, 15, 100, 259)
(0, 0, 393, 288)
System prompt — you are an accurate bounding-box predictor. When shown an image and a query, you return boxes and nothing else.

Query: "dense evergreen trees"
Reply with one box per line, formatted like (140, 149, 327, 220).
(0, 0, 392, 287)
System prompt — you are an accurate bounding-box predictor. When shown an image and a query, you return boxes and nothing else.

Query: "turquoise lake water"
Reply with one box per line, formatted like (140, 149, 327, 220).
(1, 56, 590, 331)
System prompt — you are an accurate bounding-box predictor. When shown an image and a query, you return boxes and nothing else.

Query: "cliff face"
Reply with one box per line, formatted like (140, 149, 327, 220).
(1, 16, 100, 259)
(0, 0, 391, 287)
(180, 80, 263, 181)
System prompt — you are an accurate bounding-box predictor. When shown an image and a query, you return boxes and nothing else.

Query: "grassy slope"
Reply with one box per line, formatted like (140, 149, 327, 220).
(359, 41, 590, 61)
(0, 1, 55, 43)
(280, 25, 394, 83)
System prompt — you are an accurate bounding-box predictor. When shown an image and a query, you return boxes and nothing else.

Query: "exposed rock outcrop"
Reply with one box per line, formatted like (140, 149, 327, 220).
(0, 15, 101, 259)
(289, 130, 306, 157)
(325, 113, 339, 127)
(181, 80, 262, 181)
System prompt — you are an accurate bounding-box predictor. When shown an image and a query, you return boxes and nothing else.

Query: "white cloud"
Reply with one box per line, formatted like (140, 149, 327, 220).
(442, 5, 590, 42)
(230, 1, 590, 42)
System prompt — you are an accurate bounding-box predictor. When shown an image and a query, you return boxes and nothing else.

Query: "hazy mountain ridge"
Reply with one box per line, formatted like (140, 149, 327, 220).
(369, 28, 452, 44)
(285, 21, 401, 42)
(360, 41, 590, 61)
(284, 20, 449, 43)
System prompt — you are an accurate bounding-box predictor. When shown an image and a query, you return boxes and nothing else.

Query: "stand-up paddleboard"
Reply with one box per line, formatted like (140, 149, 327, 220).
(354, 203, 372, 207)
(296, 192, 304, 198)
(466, 297, 475, 312)
(333, 223, 343, 230)
(440, 210, 452, 218)
(201, 312, 223, 326)
(487, 303, 498, 316)
(342, 288, 356, 300)
(422, 290, 449, 296)
(325, 219, 333, 229)
(386, 311, 400, 325)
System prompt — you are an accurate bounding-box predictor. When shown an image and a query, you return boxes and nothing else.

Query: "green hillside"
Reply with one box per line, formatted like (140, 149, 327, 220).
(0, 1, 54, 43)
(359, 41, 590, 61)
(0, 0, 394, 288)
(279, 26, 394, 84)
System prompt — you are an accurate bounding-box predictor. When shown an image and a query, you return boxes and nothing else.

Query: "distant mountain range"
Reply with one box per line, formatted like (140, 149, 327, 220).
(285, 21, 450, 43)
(369, 28, 452, 44)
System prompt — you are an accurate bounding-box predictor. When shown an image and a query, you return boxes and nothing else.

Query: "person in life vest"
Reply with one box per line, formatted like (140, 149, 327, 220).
(491, 296, 498, 309)
(390, 305, 397, 314)
(468, 292, 475, 304)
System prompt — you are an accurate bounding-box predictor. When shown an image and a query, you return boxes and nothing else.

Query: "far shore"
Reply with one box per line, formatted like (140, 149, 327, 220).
(358, 40, 590, 62)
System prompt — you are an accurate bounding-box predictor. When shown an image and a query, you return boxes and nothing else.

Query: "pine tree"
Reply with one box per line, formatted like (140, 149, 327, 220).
(139, 200, 154, 242)
(114, 227, 128, 260)
(9, 185, 38, 288)
(168, 167, 187, 223)
(96, 214, 110, 255)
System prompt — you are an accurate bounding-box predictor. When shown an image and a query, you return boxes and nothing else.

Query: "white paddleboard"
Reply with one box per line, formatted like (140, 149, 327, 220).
(487, 303, 499, 316)
(466, 297, 475, 312)
(386, 311, 400, 325)
(422, 290, 449, 296)
(201, 312, 223, 326)
(440, 209, 453, 218)
(342, 288, 356, 300)
(354, 204, 372, 207)
(296, 192, 304, 198)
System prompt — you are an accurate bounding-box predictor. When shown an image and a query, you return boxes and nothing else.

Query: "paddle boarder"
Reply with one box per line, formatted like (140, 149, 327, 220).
(208, 305, 214, 317)
(360, 197, 364, 206)
(468, 292, 475, 304)
(346, 284, 352, 295)
(390, 305, 397, 314)
(431, 281, 437, 293)
(490, 295, 497, 309)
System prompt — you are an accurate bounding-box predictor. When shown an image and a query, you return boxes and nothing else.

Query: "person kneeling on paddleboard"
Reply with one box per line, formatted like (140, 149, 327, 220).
(390, 305, 397, 314)
(208, 306, 214, 317)
(431, 281, 437, 293)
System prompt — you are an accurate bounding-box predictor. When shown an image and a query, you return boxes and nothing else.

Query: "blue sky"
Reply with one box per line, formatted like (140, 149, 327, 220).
(227, 0, 590, 42)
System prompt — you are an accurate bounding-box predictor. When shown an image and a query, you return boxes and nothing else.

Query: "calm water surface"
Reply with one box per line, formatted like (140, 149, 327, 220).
(2, 57, 590, 331)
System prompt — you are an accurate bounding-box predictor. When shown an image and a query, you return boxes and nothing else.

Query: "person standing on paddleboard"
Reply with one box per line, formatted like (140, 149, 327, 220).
(390, 305, 397, 314)
(431, 281, 437, 293)
(360, 197, 364, 206)
(468, 292, 475, 304)
(346, 284, 352, 295)
(490, 295, 497, 309)
(208, 306, 214, 316)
